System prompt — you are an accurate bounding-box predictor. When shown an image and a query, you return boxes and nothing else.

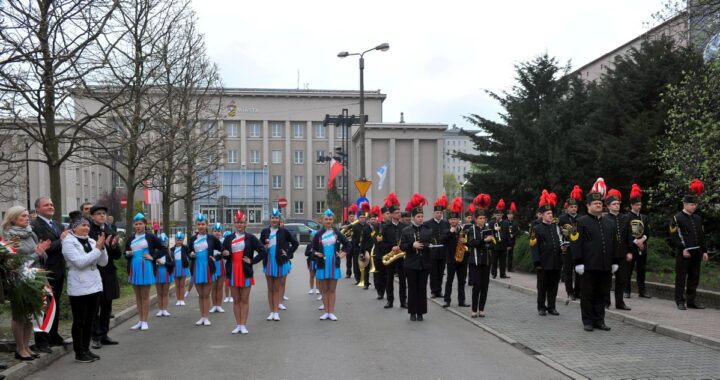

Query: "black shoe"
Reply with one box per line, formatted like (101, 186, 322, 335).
(593, 322, 611, 331)
(688, 303, 706, 309)
(538, 309, 547, 316)
(639, 293, 652, 299)
(100, 336, 118, 345)
(442, 301, 450, 308)
(417, 315, 423, 321)
(430, 294, 438, 299)
(34, 345, 52, 354)
(500, 275, 510, 279)
(400, 302, 408, 309)
(49, 335, 66, 346)
(31, 353, 40, 358)
(548, 309, 560, 316)
(363, 285, 369, 290)
(458, 303, 470, 307)
(570, 295, 577, 301)
(605, 304, 610, 310)
(677, 303, 687, 310)
(492, 275, 497, 279)
(75, 352, 94, 363)
(583, 325, 594, 332)
(376, 295, 384, 300)
(345, 274, 352, 279)
(384, 302, 393, 309)
(354, 281, 360, 285)
(410, 314, 417, 321)
(624, 292, 631, 299)
(92, 339, 102, 349)
(14, 352, 34, 361)
(0, 362, 7, 370)
(616, 304, 632, 311)
(86, 351, 100, 361)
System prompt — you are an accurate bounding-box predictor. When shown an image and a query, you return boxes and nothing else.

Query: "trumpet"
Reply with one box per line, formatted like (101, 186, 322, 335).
(494, 222, 502, 242)
(455, 229, 468, 263)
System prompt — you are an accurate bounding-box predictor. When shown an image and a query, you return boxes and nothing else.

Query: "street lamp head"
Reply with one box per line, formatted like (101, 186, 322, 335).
(462, 180, 469, 187)
(375, 43, 390, 52)
(337, 51, 350, 58)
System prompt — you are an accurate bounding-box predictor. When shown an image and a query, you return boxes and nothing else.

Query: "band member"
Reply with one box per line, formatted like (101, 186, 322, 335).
(344, 204, 358, 279)
(443, 197, 470, 308)
(572, 179, 620, 332)
(464, 204, 475, 287)
(88, 205, 121, 349)
(380, 193, 406, 308)
(401, 194, 432, 321)
(490, 199, 511, 279)
(626, 184, 651, 298)
(425, 194, 450, 298)
(172, 232, 190, 306)
(373, 205, 391, 299)
(530, 191, 563, 316)
(188, 213, 223, 326)
(210, 223, 226, 314)
(506, 202, 520, 272)
(467, 195, 494, 318)
(352, 203, 373, 289)
(124, 213, 163, 331)
(222, 211, 266, 334)
(260, 209, 299, 321)
(154, 233, 174, 317)
(670, 179, 709, 310)
(306, 230, 319, 294)
(558, 185, 583, 300)
(604, 189, 632, 311)
(312, 210, 350, 320)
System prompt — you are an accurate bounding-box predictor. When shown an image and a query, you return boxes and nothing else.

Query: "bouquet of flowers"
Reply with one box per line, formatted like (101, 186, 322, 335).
(0, 239, 52, 321)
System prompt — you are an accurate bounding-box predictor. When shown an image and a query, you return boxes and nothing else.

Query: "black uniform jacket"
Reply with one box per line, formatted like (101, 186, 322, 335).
(669, 211, 706, 253)
(259, 227, 299, 265)
(351, 222, 373, 256)
(89, 222, 122, 299)
(311, 227, 350, 269)
(222, 232, 267, 279)
(171, 245, 191, 270)
(466, 223, 495, 266)
(445, 225, 469, 264)
(571, 214, 620, 271)
(488, 218, 511, 251)
(401, 223, 434, 270)
(423, 218, 450, 260)
(530, 222, 563, 270)
(606, 212, 631, 257)
(627, 211, 650, 254)
(378, 220, 405, 256)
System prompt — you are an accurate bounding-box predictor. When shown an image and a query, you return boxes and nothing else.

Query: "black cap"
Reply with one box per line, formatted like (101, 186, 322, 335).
(683, 194, 698, 204)
(586, 191, 603, 204)
(380, 206, 389, 213)
(448, 211, 460, 219)
(411, 206, 424, 216)
(90, 205, 109, 215)
(388, 205, 399, 213)
(474, 209, 486, 218)
(401, 211, 411, 218)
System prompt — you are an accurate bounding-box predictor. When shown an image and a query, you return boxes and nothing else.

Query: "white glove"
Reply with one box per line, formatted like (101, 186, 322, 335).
(574, 264, 585, 275)
(611, 264, 619, 274)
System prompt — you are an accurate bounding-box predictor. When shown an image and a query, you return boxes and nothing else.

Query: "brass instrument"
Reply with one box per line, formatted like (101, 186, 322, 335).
(383, 226, 413, 266)
(455, 229, 468, 263)
(494, 221, 502, 242)
(357, 224, 370, 287)
(341, 220, 359, 241)
(369, 227, 380, 273)
(630, 219, 645, 239)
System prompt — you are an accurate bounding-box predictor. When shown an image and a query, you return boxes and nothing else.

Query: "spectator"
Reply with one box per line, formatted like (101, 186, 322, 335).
(30, 197, 68, 352)
(29, 209, 37, 221)
(80, 202, 93, 220)
(62, 215, 108, 363)
(88, 205, 121, 349)
(2, 206, 51, 361)
(107, 215, 115, 230)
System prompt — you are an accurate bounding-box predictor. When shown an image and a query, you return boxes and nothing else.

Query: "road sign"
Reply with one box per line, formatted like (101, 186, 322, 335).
(120, 197, 128, 208)
(354, 179, 372, 197)
(277, 198, 288, 208)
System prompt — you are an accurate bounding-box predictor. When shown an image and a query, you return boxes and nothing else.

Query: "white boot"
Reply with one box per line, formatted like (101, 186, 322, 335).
(156, 310, 164, 317)
(162, 310, 171, 317)
(318, 304, 324, 310)
(202, 318, 211, 326)
(266, 313, 274, 321)
(216, 306, 226, 313)
(231, 325, 242, 334)
(319, 313, 329, 320)
(278, 304, 287, 310)
(283, 296, 289, 301)
(130, 321, 142, 330)
(239, 325, 249, 334)
(140, 321, 149, 330)
(196, 318, 205, 326)
(209, 306, 217, 313)
(328, 313, 338, 321)
(272, 312, 280, 321)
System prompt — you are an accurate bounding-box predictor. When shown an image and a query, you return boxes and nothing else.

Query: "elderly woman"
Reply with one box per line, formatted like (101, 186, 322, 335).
(2, 206, 50, 361)
(62, 215, 108, 363)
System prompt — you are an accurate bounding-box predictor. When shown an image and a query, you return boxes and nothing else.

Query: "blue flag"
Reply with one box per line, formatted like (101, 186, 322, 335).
(376, 160, 390, 190)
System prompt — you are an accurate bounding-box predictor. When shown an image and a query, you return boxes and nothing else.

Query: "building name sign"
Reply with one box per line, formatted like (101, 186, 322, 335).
(226, 101, 259, 117)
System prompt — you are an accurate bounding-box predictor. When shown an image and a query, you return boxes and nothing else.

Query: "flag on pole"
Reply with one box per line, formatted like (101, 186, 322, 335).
(143, 180, 161, 205)
(376, 160, 390, 190)
(328, 159, 344, 189)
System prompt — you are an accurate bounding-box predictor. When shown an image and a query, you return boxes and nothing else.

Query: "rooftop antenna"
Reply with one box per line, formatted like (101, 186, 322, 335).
(297, 68, 300, 89)
(400, 112, 405, 123)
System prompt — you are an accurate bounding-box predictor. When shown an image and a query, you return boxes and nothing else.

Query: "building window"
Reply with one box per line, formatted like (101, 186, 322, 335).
(248, 122, 261, 138)
(294, 201, 304, 215)
(83, 170, 88, 186)
(98, 173, 102, 189)
(271, 150, 282, 164)
(314, 123, 326, 138)
(315, 200, 326, 214)
(292, 123, 304, 139)
(271, 122, 283, 138)
(207, 121, 218, 137)
(91, 171, 95, 186)
(336, 175, 346, 189)
(250, 150, 260, 164)
(227, 150, 238, 163)
(272, 175, 282, 189)
(115, 175, 124, 188)
(293, 175, 304, 189)
(316, 150, 326, 163)
(75, 168, 80, 184)
(336, 125, 347, 139)
(315, 175, 325, 189)
(294, 150, 304, 164)
(226, 122, 238, 137)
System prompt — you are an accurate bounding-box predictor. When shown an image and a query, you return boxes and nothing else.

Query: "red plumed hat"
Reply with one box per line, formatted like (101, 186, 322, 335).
(605, 188, 623, 205)
(448, 197, 463, 218)
(538, 190, 556, 213)
(406, 193, 428, 215)
(473, 193, 491, 210)
(509, 201, 518, 214)
(371, 205, 382, 221)
(348, 204, 359, 215)
(433, 194, 448, 211)
(684, 178, 705, 203)
(465, 203, 475, 217)
(568, 185, 583, 206)
(629, 184, 643, 204)
(494, 199, 506, 213)
(384, 192, 400, 207)
(234, 210, 245, 222)
(360, 202, 370, 216)
(591, 178, 607, 197)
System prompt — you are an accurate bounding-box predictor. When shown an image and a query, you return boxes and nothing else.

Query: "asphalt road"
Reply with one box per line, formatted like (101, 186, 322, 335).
(30, 251, 563, 380)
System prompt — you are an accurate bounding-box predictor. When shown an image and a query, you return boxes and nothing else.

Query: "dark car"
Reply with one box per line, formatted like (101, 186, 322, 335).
(285, 218, 321, 231)
(283, 223, 316, 243)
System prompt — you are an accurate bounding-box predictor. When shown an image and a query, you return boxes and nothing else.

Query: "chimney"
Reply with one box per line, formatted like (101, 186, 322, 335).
(400, 112, 405, 123)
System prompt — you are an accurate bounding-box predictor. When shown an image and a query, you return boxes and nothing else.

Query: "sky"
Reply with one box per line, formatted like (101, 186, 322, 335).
(192, 0, 665, 129)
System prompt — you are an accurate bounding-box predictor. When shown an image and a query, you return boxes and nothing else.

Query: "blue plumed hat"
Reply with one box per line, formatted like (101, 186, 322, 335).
(223, 230, 232, 238)
(175, 231, 185, 240)
(133, 212, 146, 222)
(213, 222, 222, 231)
(271, 208, 282, 218)
(195, 212, 207, 222)
(323, 209, 334, 217)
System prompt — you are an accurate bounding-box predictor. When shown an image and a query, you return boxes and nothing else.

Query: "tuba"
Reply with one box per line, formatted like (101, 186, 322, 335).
(455, 229, 468, 263)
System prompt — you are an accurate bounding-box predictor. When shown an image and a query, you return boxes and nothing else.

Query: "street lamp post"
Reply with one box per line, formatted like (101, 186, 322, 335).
(337, 42, 389, 180)
(461, 180, 469, 216)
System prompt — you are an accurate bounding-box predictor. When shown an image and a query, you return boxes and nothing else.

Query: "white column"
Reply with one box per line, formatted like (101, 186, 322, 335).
(240, 120, 247, 166)
(413, 139, 420, 193)
(284, 121, 291, 211)
(389, 138, 396, 192)
(306, 121, 312, 218)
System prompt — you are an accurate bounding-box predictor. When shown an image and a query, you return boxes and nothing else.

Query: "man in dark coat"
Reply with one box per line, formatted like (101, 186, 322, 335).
(626, 185, 651, 298)
(604, 189, 633, 311)
(531, 200, 564, 316)
(351, 208, 373, 288)
(424, 195, 450, 299)
(401, 201, 433, 321)
(88, 205, 121, 348)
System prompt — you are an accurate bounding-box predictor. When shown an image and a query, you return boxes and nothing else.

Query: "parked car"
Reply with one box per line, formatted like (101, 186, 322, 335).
(285, 218, 321, 231)
(283, 223, 315, 244)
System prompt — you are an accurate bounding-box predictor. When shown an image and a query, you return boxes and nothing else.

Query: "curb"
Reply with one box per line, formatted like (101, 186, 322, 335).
(489, 278, 720, 352)
(1, 291, 163, 380)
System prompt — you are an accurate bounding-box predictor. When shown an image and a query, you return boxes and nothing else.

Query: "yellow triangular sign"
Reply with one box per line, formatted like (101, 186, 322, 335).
(354, 179, 372, 197)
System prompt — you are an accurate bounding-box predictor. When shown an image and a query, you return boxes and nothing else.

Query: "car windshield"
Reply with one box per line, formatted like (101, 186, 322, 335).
(307, 221, 321, 230)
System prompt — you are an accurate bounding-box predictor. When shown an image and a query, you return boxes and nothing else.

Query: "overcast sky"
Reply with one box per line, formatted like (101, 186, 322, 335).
(192, 0, 663, 129)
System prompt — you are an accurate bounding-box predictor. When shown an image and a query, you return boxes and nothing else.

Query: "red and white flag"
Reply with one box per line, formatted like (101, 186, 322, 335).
(143, 180, 161, 205)
(328, 159, 344, 189)
(33, 286, 56, 333)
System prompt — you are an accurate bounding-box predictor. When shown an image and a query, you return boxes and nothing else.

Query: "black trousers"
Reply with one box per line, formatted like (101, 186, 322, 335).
(507, 244, 515, 271)
(444, 260, 467, 304)
(406, 268, 428, 315)
(372, 255, 386, 298)
(613, 260, 631, 306)
(626, 250, 648, 294)
(35, 272, 64, 347)
(469, 264, 490, 312)
(491, 250, 507, 277)
(386, 259, 406, 304)
(675, 249, 702, 305)
(562, 253, 581, 297)
(537, 269, 561, 310)
(580, 270, 611, 326)
(429, 254, 445, 296)
(69, 292, 100, 355)
(345, 250, 355, 278)
(92, 298, 113, 340)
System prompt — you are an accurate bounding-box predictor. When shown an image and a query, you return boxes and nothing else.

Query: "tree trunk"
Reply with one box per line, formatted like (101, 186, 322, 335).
(184, 168, 194, 234)
(125, 170, 136, 231)
(48, 163, 63, 222)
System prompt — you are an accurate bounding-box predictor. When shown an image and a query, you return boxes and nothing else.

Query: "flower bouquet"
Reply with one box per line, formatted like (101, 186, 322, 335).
(0, 239, 53, 323)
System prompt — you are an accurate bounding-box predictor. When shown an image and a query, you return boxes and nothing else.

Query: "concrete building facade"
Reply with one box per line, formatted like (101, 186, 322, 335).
(443, 125, 479, 183)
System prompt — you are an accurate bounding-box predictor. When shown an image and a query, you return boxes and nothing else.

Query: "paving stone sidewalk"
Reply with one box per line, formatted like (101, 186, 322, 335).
(441, 275, 720, 379)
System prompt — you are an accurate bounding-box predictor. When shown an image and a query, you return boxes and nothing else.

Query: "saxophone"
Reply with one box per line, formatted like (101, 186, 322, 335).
(383, 226, 409, 266)
(455, 229, 468, 263)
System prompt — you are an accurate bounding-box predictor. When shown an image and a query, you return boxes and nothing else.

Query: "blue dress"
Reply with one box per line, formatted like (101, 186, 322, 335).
(263, 228, 290, 277)
(192, 235, 215, 284)
(156, 252, 173, 284)
(314, 230, 342, 280)
(173, 246, 190, 278)
(128, 234, 156, 286)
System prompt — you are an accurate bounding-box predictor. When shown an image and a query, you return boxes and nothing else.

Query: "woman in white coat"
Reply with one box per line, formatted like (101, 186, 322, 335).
(62, 216, 108, 363)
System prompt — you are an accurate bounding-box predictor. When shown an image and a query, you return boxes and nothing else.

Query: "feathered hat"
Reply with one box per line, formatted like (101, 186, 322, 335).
(629, 184, 643, 204)
(359, 202, 371, 218)
(195, 212, 207, 223)
(587, 178, 606, 204)
(605, 188, 623, 205)
(473, 193, 491, 217)
(384, 192, 400, 213)
(371, 205, 382, 222)
(683, 178, 704, 203)
(538, 189, 557, 213)
(567, 185, 583, 206)
(406, 193, 428, 216)
(509, 201, 518, 215)
(348, 203, 359, 217)
(234, 210, 245, 222)
(465, 203, 475, 218)
(448, 197, 463, 219)
(493, 199, 506, 214)
(433, 194, 448, 212)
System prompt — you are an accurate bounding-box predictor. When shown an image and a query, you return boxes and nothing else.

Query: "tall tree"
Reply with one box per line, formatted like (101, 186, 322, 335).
(0, 0, 117, 219)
